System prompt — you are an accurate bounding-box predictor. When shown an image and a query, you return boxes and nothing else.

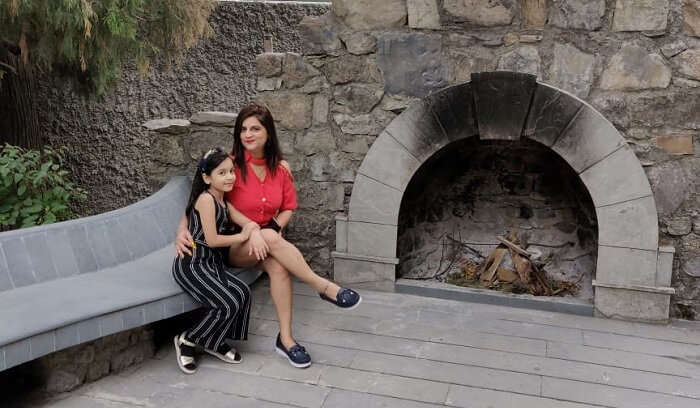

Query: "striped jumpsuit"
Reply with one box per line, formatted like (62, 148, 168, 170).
(172, 192, 251, 353)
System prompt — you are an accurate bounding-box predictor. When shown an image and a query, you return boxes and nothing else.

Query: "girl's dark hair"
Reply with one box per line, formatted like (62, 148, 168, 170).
(232, 103, 283, 183)
(185, 148, 230, 216)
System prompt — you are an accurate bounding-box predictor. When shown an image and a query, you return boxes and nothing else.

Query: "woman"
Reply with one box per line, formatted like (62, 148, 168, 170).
(175, 103, 360, 368)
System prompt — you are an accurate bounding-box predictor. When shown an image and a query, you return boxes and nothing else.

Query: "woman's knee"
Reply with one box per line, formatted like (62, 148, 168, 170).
(260, 228, 285, 248)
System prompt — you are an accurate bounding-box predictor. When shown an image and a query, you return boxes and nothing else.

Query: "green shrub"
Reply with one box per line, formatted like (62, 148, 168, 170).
(0, 143, 86, 231)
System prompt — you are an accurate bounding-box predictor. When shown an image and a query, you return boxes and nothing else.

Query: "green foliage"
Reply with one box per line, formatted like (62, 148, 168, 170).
(0, 143, 86, 230)
(0, 0, 216, 95)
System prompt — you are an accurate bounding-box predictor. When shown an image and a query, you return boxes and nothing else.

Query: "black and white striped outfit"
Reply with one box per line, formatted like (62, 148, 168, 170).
(172, 191, 251, 353)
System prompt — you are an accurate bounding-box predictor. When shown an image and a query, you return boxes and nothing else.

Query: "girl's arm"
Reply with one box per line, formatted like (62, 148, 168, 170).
(175, 214, 193, 257)
(196, 195, 252, 247)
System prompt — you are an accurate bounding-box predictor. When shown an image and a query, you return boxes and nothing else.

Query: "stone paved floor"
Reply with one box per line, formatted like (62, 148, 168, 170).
(34, 283, 700, 408)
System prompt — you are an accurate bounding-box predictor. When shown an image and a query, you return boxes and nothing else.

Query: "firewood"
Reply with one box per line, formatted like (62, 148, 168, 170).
(511, 251, 532, 283)
(496, 266, 519, 283)
(497, 236, 531, 258)
(479, 246, 507, 282)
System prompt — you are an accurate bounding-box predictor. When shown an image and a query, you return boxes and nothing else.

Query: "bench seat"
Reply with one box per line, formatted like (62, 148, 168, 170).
(0, 177, 261, 371)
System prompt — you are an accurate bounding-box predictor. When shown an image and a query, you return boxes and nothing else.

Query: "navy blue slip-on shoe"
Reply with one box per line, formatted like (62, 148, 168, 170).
(275, 333, 311, 368)
(320, 287, 362, 310)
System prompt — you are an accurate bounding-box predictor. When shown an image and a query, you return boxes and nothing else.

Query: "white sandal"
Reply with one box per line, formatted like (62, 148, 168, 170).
(174, 332, 197, 374)
(204, 343, 243, 364)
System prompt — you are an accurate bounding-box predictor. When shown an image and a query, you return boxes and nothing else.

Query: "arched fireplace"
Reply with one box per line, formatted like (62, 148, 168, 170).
(332, 72, 675, 323)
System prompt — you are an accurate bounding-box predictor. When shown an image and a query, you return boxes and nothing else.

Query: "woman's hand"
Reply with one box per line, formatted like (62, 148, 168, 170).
(247, 229, 269, 260)
(241, 221, 259, 240)
(175, 228, 193, 258)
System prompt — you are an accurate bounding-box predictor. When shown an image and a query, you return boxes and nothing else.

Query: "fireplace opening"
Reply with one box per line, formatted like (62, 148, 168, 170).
(397, 136, 598, 302)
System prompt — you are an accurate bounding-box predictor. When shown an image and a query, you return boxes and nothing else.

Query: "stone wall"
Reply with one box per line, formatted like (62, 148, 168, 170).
(255, 0, 700, 318)
(37, 1, 329, 217)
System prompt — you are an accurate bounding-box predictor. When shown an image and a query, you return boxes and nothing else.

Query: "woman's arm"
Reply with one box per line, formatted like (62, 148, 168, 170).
(175, 214, 193, 257)
(197, 195, 252, 247)
(275, 210, 293, 229)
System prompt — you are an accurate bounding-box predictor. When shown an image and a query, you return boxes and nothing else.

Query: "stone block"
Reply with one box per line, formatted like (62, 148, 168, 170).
(142, 119, 190, 134)
(472, 72, 537, 141)
(77, 320, 100, 343)
(55, 325, 79, 350)
(122, 308, 144, 330)
(385, 100, 450, 162)
(334, 83, 384, 114)
(296, 128, 336, 155)
(164, 297, 184, 317)
(323, 55, 382, 85)
(612, 0, 669, 32)
(0, 243, 12, 292)
(666, 217, 692, 236)
(407, 0, 441, 29)
(675, 49, 700, 80)
(86, 222, 118, 270)
(347, 221, 398, 258)
(661, 40, 688, 58)
(256, 92, 313, 131)
(655, 132, 694, 154)
(600, 45, 671, 90)
(685, 0, 700, 36)
(255, 53, 284, 77)
(549, 43, 595, 98)
(594, 286, 670, 323)
(580, 146, 652, 207)
(342, 32, 377, 55)
(377, 33, 448, 98)
(312, 94, 329, 124)
(2, 237, 34, 287)
(358, 132, 422, 191)
(349, 174, 402, 225)
(496, 46, 541, 78)
(30, 331, 56, 359)
(551, 106, 626, 173)
(110, 213, 148, 260)
(333, 111, 393, 136)
(298, 13, 343, 56)
(524, 83, 582, 147)
(657, 246, 674, 286)
(596, 246, 658, 287)
(596, 196, 659, 251)
(256, 77, 282, 91)
(282, 53, 321, 89)
(443, 0, 514, 26)
(521, 0, 548, 29)
(549, 0, 605, 30)
(447, 45, 496, 84)
(5, 340, 30, 368)
(333, 253, 397, 284)
(0, 348, 5, 371)
(66, 225, 99, 275)
(427, 83, 478, 143)
(99, 312, 124, 337)
(336, 216, 348, 252)
(24, 233, 57, 283)
(189, 111, 237, 127)
(333, 0, 407, 30)
(145, 302, 165, 323)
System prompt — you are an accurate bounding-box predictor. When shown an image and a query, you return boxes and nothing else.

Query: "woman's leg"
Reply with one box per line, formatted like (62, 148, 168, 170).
(229, 242, 296, 349)
(259, 229, 341, 299)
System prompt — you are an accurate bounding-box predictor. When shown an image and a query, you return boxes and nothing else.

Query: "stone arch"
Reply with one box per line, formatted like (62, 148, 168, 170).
(333, 72, 675, 322)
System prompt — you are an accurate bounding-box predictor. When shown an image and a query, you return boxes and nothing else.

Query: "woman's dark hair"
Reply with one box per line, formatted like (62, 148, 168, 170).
(232, 103, 283, 183)
(185, 148, 230, 216)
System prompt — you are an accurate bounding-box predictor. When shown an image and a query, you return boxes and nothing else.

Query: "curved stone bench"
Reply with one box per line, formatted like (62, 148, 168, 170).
(0, 177, 262, 371)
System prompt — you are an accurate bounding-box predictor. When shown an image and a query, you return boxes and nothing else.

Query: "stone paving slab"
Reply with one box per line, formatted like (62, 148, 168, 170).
(33, 286, 700, 408)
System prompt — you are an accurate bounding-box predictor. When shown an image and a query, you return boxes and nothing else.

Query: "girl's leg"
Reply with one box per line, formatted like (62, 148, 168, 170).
(259, 229, 341, 299)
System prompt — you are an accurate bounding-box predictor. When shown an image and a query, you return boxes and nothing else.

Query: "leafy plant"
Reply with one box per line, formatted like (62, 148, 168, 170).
(0, 143, 86, 230)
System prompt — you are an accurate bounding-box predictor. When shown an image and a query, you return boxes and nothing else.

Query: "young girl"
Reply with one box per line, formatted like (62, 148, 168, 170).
(171, 147, 258, 374)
